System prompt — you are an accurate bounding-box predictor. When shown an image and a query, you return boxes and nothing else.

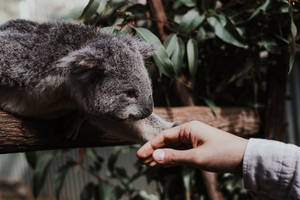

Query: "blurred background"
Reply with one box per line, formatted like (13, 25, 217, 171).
(0, 0, 299, 199)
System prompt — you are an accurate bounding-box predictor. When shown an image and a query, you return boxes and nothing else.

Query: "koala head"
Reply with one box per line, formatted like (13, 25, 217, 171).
(60, 34, 155, 121)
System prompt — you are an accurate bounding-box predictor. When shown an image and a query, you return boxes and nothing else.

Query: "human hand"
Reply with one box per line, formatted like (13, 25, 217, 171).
(137, 121, 248, 173)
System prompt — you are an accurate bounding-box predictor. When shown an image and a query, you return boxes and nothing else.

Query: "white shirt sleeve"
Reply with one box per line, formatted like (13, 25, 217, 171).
(242, 138, 300, 200)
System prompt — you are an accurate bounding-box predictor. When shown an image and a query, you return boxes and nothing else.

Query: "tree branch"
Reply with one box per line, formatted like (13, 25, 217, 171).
(0, 106, 259, 154)
(147, 0, 168, 41)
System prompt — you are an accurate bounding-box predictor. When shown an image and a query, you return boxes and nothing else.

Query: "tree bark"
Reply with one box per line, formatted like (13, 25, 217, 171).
(155, 106, 260, 137)
(0, 106, 259, 154)
(147, 0, 168, 41)
(202, 172, 224, 200)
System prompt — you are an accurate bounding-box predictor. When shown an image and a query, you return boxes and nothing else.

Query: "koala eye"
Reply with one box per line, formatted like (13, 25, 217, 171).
(125, 89, 138, 99)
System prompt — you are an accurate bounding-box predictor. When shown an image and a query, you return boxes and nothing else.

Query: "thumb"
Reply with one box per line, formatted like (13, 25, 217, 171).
(152, 148, 195, 165)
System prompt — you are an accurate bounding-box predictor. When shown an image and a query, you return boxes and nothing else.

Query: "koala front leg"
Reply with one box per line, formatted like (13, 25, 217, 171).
(61, 111, 87, 140)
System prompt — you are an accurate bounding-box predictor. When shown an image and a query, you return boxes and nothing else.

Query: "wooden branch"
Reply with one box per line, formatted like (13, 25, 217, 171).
(147, 0, 168, 41)
(202, 172, 224, 200)
(155, 106, 260, 137)
(0, 106, 259, 154)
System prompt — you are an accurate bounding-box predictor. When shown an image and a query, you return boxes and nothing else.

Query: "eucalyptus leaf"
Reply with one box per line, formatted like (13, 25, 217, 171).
(183, 167, 194, 199)
(80, 182, 96, 200)
(25, 152, 37, 169)
(111, 186, 125, 200)
(207, 16, 247, 48)
(79, 0, 101, 20)
(201, 0, 216, 10)
(134, 27, 175, 77)
(174, 14, 184, 24)
(196, 27, 215, 41)
(173, 0, 184, 9)
(178, 9, 205, 34)
(107, 147, 122, 176)
(97, 0, 108, 14)
(187, 38, 198, 80)
(261, 40, 281, 54)
(98, 181, 111, 200)
(248, 0, 271, 21)
(55, 160, 76, 200)
(164, 34, 177, 57)
(202, 98, 218, 116)
(33, 152, 57, 198)
(164, 34, 184, 74)
(136, 190, 159, 200)
(289, 5, 297, 72)
(101, 26, 117, 34)
(179, 0, 196, 7)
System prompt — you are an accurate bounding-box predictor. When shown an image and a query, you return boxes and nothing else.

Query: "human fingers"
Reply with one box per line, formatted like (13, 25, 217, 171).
(152, 148, 197, 166)
(137, 125, 183, 160)
(137, 123, 199, 161)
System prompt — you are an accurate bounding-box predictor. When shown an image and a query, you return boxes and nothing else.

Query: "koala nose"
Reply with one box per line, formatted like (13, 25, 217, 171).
(148, 95, 154, 108)
(172, 122, 180, 127)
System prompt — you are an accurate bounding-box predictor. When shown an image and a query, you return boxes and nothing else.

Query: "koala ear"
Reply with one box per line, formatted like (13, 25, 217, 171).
(120, 35, 155, 59)
(57, 49, 103, 72)
(136, 40, 155, 59)
(74, 58, 99, 69)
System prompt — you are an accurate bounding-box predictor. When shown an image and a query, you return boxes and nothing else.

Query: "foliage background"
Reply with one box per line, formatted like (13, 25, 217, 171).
(27, 0, 299, 199)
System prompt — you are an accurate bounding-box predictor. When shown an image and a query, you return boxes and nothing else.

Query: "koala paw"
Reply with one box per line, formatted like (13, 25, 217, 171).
(62, 111, 86, 141)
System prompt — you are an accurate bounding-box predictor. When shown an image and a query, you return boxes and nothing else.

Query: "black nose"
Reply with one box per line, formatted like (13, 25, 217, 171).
(148, 95, 153, 107)
(172, 122, 180, 127)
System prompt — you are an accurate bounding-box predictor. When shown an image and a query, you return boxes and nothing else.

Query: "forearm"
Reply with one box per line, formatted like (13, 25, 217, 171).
(243, 138, 300, 199)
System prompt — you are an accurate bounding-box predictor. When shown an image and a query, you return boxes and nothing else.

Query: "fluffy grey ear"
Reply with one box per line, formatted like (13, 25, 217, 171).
(57, 48, 102, 71)
(120, 35, 155, 59)
(136, 40, 155, 59)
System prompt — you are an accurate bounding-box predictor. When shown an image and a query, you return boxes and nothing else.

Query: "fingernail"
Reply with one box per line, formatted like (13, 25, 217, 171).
(153, 149, 165, 161)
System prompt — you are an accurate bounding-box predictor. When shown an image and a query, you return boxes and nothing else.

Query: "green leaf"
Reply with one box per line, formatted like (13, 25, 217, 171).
(248, 0, 271, 21)
(33, 151, 57, 198)
(289, 5, 297, 72)
(136, 190, 159, 200)
(183, 167, 194, 199)
(207, 16, 247, 48)
(97, 0, 108, 14)
(24, 152, 37, 169)
(101, 26, 117, 34)
(202, 98, 218, 116)
(179, 0, 196, 7)
(178, 9, 205, 34)
(107, 147, 122, 176)
(201, 0, 216, 10)
(164, 34, 185, 74)
(261, 40, 281, 54)
(55, 160, 76, 200)
(196, 27, 215, 41)
(134, 27, 175, 77)
(86, 148, 104, 172)
(187, 38, 198, 80)
(164, 34, 177, 56)
(111, 186, 125, 200)
(80, 182, 96, 200)
(98, 181, 111, 200)
(173, 0, 184, 9)
(79, 0, 101, 20)
(115, 167, 128, 179)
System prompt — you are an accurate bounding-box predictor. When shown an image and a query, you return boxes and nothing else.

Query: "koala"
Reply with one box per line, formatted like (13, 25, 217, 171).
(0, 19, 175, 142)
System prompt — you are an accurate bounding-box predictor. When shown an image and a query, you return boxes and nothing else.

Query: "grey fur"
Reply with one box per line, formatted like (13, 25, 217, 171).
(0, 19, 174, 142)
(0, 19, 154, 120)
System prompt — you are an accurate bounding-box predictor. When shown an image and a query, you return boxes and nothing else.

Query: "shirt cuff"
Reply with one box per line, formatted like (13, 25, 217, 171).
(242, 138, 300, 198)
